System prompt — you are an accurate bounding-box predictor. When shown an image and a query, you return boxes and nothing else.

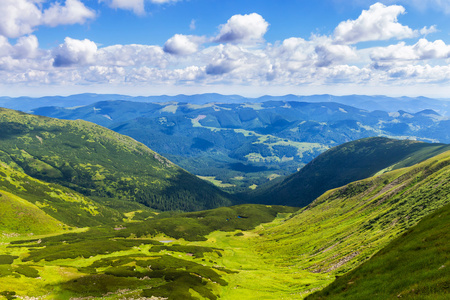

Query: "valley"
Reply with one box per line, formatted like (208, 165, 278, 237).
(25, 94, 450, 191)
(0, 102, 449, 299)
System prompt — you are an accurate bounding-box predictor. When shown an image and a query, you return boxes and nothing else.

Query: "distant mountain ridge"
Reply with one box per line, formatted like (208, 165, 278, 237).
(2, 93, 449, 115)
(29, 98, 450, 191)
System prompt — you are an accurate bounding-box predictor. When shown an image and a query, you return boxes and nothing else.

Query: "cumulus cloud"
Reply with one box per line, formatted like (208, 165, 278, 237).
(0, 0, 95, 38)
(203, 44, 270, 82)
(0, 35, 40, 60)
(314, 42, 358, 67)
(0, 36, 13, 58)
(371, 39, 450, 61)
(14, 35, 40, 59)
(334, 2, 416, 44)
(386, 64, 450, 82)
(3, 4, 450, 94)
(205, 45, 243, 75)
(0, 0, 42, 38)
(43, 0, 96, 27)
(97, 44, 167, 67)
(214, 13, 269, 44)
(164, 34, 203, 55)
(53, 37, 98, 67)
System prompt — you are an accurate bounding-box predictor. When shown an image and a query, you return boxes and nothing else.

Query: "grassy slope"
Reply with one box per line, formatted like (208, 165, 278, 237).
(307, 202, 450, 300)
(0, 190, 64, 235)
(245, 137, 450, 207)
(0, 108, 231, 212)
(0, 161, 125, 228)
(253, 150, 450, 279)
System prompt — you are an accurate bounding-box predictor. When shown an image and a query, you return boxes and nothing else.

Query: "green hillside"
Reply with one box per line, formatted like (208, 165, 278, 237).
(307, 202, 450, 300)
(0, 190, 65, 235)
(0, 108, 231, 212)
(245, 137, 450, 207)
(0, 161, 126, 228)
(253, 150, 450, 280)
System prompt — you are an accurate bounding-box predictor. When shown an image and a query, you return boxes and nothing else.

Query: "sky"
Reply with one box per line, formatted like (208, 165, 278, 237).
(1, 0, 450, 97)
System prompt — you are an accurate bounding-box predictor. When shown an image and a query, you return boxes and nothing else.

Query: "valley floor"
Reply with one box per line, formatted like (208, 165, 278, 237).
(0, 213, 334, 300)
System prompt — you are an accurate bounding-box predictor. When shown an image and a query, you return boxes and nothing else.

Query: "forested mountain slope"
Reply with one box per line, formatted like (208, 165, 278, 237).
(245, 137, 450, 207)
(0, 108, 231, 212)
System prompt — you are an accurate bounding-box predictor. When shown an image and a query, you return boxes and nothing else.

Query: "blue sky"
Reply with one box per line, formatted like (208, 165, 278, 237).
(1, 0, 450, 97)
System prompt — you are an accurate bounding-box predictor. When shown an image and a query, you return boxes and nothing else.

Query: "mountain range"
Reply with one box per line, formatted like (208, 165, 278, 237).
(2, 93, 450, 116)
(28, 96, 450, 191)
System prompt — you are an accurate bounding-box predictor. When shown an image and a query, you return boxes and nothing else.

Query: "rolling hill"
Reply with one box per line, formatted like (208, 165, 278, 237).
(244, 137, 450, 207)
(0, 108, 231, 212)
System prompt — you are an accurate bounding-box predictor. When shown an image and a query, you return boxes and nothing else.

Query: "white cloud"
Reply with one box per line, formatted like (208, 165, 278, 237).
(0, 0, 42, 38)
(0, 35, 41, 60)
(164, 34, 203, 55)
(214, 13, 269, 44)
(100, 0, 145, 15)
(371, 39, 450, 61)
(314, 42, 358, 67)
(3, 5, 450, 96)
(0, 36, 13, 58)
(97, 44, 167, 67)
(53, 37, 98, 67)
(43, 0, 96, 27)
(387, 64, 450, 82)
(0, 0, 95, 38)
(420, 25, 438, 36)
(14, 35, 39, 59)
(334, 2, 416, 44)
(205, 45, 244, 75)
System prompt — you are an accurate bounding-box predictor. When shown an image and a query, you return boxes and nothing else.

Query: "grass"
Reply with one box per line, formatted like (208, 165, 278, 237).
(0, 204, 298, 299)
(198, 176, 236, 188)
(0, 190, 65, 235)
(0, 179, 448, 299)
(307, 202, 450, 299)
(252, 151, 450, 278)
